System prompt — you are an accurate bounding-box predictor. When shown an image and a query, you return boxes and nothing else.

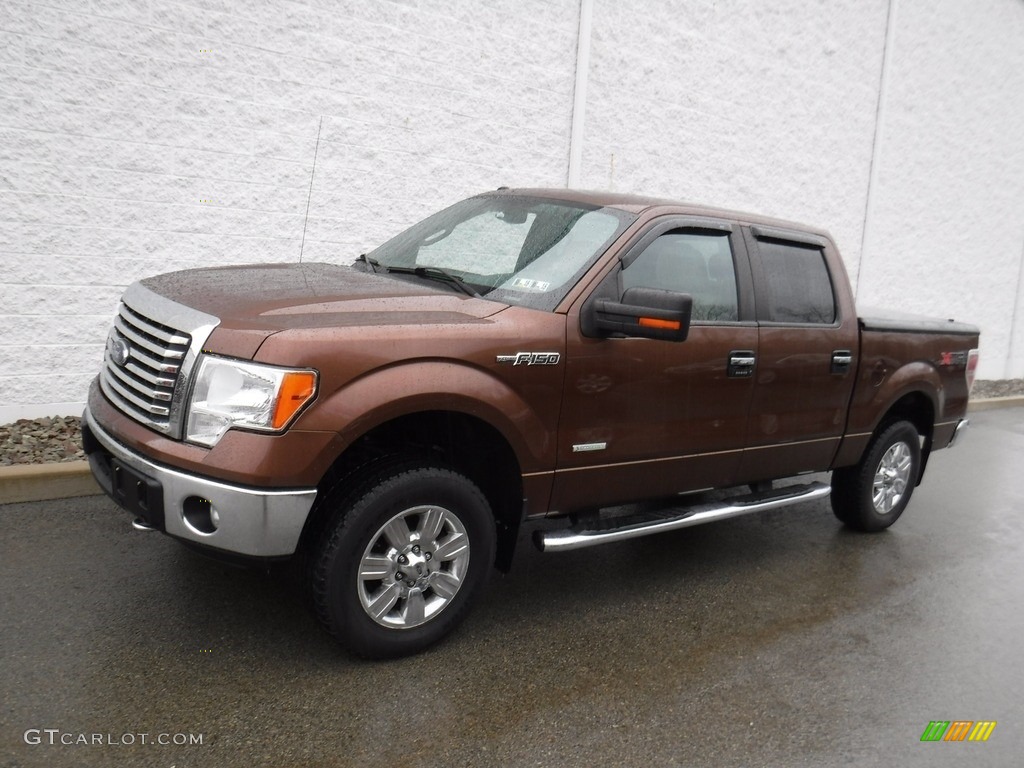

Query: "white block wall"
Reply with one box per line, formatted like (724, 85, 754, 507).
(578, 0, 1024, 379)
(579, 0, 888, 287)
(855, 0, 1024, 379)
(1, 0, 1022, 421)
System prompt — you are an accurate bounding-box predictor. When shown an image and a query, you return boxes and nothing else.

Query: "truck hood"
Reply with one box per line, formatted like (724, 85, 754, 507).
(140, 262, 508, 332)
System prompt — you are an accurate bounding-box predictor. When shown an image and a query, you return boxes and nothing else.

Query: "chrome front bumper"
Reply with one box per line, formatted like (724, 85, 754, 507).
(84, 407, 317, 557)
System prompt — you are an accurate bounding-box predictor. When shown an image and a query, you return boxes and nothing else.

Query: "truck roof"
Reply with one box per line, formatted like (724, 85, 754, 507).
(490, 187, 832, 239)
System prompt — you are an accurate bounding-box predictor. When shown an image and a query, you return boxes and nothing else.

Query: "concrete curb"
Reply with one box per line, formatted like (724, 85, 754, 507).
(1, 396, 1022, 506)
(968, 395, 1024, 412)
(0, 460, 99, 505)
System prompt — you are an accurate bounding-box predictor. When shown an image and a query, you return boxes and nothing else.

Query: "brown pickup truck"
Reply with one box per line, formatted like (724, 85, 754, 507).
(83, 188, 979, 658)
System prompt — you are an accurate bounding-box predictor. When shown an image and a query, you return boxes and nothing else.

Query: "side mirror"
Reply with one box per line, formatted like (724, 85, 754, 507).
(592, 287, 692, 342)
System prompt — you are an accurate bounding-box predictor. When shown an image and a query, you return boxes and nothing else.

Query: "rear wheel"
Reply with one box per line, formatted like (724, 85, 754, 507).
(831, 420, 921, 532)
(311, 465, 495, 659)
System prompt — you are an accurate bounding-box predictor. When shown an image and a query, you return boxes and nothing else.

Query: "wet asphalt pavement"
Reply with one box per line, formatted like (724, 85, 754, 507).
(2, 408, 1023, 768)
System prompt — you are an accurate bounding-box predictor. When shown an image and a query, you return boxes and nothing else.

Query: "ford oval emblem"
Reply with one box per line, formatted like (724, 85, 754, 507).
(108, 334, 131, 367)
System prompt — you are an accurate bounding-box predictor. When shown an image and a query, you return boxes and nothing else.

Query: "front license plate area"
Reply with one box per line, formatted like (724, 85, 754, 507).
(109, 458, 166, 530)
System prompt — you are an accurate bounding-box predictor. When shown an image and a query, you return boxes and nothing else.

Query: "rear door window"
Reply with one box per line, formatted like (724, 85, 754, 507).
(755, 239, 836, 324)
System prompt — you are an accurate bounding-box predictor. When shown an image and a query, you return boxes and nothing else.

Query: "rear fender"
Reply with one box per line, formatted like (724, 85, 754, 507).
(836, 361, 941, 472)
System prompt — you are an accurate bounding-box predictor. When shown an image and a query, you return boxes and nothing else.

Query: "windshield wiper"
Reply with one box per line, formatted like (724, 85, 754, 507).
(354, 253, 381, 273)
(384, 265, 480, 298)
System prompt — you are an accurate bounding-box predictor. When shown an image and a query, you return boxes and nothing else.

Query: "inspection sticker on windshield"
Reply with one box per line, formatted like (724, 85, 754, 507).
(510, 278, 551, 291)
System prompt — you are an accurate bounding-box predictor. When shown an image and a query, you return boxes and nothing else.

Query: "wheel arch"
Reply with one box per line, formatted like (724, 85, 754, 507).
(298, 409, 525, 572)
(837, 359, 942, 477)
(855, 389, 936, 486)
(296, 360, 554, 473)
(879, 390, 935, 441)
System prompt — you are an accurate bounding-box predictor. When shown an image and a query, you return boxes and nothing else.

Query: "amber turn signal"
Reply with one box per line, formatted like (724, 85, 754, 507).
(272, 371, 318, 429)
(638, 317, 681, 331)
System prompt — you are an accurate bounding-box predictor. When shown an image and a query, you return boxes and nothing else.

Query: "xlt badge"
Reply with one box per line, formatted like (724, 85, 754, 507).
(496, 352, 561, 366)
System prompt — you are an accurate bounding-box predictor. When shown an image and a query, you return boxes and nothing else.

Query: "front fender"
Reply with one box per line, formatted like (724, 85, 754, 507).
(293, 360, 558, 473)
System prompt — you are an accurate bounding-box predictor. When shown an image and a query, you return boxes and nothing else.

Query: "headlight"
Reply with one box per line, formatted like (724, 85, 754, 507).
(186, 355, 318, 447)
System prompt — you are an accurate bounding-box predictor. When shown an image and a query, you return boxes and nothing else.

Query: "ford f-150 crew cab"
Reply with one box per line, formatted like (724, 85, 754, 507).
(82, 188, 980, 658)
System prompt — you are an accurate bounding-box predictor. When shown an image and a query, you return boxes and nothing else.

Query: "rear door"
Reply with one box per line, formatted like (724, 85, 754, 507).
(550, 217, 758, 512)
(736, 225, 858, 482)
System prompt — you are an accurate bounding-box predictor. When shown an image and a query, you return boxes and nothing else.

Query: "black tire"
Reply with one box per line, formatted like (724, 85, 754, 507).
(831, 420, 921, 532)
(311, 465, 496, 659)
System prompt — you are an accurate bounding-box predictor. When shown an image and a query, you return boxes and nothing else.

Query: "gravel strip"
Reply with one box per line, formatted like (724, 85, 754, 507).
(3, 379, 1023, 466)
(1, 416, 85, 466)
(971, 378, 1024, 399)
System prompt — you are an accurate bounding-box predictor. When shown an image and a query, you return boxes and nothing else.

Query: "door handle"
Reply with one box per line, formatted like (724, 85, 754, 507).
(831, 350, 853, 375)
(728, 350, 756, 378)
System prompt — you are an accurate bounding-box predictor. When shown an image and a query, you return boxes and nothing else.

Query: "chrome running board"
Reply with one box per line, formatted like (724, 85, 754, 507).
(535, 481, 831, 553)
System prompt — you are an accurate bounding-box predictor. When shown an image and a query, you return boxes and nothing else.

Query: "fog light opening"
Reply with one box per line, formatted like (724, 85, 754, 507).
(182, 496, 218, 535)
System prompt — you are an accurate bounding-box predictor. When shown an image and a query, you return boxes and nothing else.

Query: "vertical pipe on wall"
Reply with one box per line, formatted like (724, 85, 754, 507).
(1007, 238, 1024, 378)
(299, 116, 324, 264)
(856, 0, 898, 297)
(567, 0, 593, 188)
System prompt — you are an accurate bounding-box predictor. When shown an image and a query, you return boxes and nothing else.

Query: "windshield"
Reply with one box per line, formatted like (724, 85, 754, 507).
(361, 194, 636, 310)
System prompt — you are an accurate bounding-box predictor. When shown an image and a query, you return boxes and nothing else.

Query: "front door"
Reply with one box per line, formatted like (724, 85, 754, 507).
(550, 219, 758, 512)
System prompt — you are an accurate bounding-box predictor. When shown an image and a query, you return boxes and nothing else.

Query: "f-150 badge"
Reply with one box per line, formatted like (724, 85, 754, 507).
(496, 352, 561, 366)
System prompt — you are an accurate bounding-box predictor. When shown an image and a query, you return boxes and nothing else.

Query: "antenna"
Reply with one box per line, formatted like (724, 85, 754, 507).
(298, 115, 323, 264)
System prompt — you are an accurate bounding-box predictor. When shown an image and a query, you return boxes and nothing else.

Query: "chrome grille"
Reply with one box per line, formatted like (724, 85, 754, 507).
(101, 302, 191, 434)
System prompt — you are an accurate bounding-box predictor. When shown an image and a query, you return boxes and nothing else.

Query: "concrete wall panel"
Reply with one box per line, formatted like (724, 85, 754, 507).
(856, 0, 1024, 378)
(1, 0, 1021, 419)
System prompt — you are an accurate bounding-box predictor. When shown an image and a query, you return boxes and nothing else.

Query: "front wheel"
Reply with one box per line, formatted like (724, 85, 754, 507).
(831, 420, 922, 532)
(311, 465, 496, 659)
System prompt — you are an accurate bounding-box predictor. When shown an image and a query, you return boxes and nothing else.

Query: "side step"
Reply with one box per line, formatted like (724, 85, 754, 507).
(534, 481, 831, 553)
